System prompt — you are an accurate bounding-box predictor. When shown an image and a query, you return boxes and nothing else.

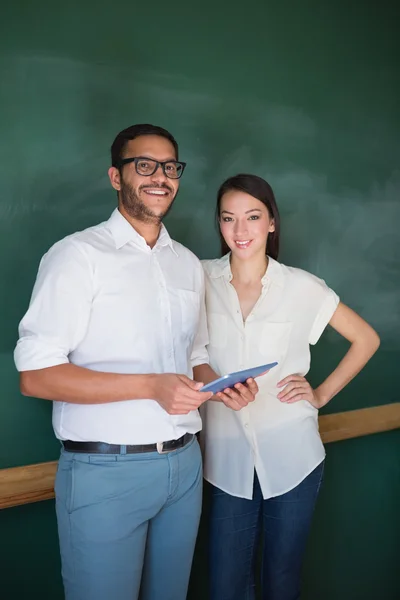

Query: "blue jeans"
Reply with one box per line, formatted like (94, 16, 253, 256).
(55, 436, 202, 600)
(209, 461, 325, 600)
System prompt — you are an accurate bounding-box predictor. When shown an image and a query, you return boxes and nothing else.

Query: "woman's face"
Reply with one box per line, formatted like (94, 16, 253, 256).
(219, 190, 275, 260)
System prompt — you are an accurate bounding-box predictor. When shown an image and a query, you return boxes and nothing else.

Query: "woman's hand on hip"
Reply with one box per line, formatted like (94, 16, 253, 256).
(277, 374, 324, 409)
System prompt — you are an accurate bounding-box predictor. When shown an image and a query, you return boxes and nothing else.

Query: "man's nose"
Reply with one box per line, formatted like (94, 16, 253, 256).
(150, 164, 168, 185)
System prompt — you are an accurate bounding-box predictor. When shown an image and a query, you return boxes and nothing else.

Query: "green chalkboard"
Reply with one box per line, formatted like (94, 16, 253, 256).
(0, 1, 399, 598)
(1, 0, 399, 469)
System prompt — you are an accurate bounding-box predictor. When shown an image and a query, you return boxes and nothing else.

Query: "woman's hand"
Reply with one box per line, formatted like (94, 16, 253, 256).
(217, 378, 259, 411)
(193, 364, 259, 411)
(277, 374, 324, 409)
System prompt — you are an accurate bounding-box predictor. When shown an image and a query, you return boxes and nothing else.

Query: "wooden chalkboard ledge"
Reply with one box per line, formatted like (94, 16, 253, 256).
(1, 403, 399, 510)
(0, 460, 58, 510)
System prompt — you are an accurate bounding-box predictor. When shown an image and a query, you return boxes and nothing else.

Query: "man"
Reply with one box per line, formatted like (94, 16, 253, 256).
(14, 124, 257, 600)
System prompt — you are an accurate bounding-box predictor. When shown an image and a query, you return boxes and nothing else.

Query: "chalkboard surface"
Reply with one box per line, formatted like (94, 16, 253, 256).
(0, 2, 399, 600)
(1, 0, 399, 470)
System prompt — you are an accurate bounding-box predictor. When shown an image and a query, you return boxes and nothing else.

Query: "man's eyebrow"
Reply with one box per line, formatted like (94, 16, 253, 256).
(133, 155, 178, 162)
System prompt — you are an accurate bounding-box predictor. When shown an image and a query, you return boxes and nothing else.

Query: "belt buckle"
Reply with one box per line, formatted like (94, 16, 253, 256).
(156, 441, 170, 454)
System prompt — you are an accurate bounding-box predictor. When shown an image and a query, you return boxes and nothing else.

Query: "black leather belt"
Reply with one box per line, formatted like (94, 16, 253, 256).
(62, 433, 194, 455)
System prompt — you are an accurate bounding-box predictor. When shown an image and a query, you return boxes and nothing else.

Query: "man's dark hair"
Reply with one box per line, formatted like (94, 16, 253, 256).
(111, 124, 179, 168)
(216, 173, 281, 260)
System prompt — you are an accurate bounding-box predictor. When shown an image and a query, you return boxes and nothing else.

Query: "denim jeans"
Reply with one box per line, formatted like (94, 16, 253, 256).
(209, 461, 325, 600)
(55, 435, 202, 600)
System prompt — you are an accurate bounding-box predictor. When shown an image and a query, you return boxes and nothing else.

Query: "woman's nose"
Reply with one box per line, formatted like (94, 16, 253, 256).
(234, 219, 248, 236)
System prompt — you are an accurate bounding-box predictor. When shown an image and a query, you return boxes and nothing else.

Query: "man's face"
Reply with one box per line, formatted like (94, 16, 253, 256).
(109, 135, 181, 224)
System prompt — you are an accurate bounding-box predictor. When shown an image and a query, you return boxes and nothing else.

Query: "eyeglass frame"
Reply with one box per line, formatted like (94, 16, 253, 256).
(116, 156, 187, 179)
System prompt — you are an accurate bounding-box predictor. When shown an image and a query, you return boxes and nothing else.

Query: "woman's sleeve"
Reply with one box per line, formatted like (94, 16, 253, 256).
(308, 281, 340, 345)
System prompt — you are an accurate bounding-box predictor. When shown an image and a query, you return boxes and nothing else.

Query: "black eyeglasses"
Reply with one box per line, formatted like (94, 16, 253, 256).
(117, 156, 186, 179)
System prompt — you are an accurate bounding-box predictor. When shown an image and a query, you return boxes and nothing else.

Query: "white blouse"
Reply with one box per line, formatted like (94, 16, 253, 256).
(200, 254, 340, 500)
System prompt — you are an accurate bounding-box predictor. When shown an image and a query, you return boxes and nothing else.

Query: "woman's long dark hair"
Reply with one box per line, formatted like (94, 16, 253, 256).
(216, 174, 280, 259)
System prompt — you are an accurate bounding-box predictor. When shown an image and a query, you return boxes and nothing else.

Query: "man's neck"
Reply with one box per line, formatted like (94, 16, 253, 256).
(118, 205, 161, 248)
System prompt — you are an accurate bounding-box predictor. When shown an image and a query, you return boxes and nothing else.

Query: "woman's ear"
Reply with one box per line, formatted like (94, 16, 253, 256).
(269, 219, 275, 233)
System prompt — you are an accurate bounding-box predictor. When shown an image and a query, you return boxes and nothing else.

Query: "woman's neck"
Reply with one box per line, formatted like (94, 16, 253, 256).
(230, 252, 269, 285)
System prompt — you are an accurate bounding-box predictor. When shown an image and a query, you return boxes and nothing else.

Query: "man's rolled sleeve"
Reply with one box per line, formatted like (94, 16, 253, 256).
(14, 239, 93, 372)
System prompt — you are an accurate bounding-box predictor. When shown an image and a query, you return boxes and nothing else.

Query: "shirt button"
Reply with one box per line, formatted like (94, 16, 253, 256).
(244, 423, 249, 428)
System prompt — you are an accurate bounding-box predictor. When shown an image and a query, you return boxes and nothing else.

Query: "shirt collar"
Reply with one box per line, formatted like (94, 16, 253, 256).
(106, 209, 177, 255)
(207, 252, 284, 287)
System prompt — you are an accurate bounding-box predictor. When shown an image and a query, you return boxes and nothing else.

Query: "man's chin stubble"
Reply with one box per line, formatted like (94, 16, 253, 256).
(122, 199, 173, 224)
(119, 184, 177, 224)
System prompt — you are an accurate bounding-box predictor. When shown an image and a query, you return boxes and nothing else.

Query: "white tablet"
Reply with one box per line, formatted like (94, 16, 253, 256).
(201, 362, 278, 394)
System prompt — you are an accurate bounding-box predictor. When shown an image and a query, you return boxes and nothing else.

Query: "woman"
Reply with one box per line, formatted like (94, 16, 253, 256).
(194, 174, 380, 600)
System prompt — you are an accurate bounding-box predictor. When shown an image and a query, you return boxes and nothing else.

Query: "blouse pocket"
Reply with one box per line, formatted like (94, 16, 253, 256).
(258, 321, 293, 363)
(207, 312, 228, 349)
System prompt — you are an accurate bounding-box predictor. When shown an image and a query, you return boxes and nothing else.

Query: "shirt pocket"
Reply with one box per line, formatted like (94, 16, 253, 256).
(177, 289, 201, 335)
(258, 321, 293, 363)
(207, 313, 228, 348)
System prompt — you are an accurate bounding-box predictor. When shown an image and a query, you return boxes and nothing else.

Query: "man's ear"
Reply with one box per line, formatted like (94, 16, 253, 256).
(108, 167, 121, 191)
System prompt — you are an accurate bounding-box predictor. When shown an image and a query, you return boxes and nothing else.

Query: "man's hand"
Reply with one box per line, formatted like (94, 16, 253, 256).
(150, 373, 213, 415)
(216, 377, 259, 411)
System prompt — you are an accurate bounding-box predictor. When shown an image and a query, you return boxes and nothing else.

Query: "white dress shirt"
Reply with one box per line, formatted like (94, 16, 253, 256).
(200, 254, 339, 499)
(14, 209, 209, 444)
